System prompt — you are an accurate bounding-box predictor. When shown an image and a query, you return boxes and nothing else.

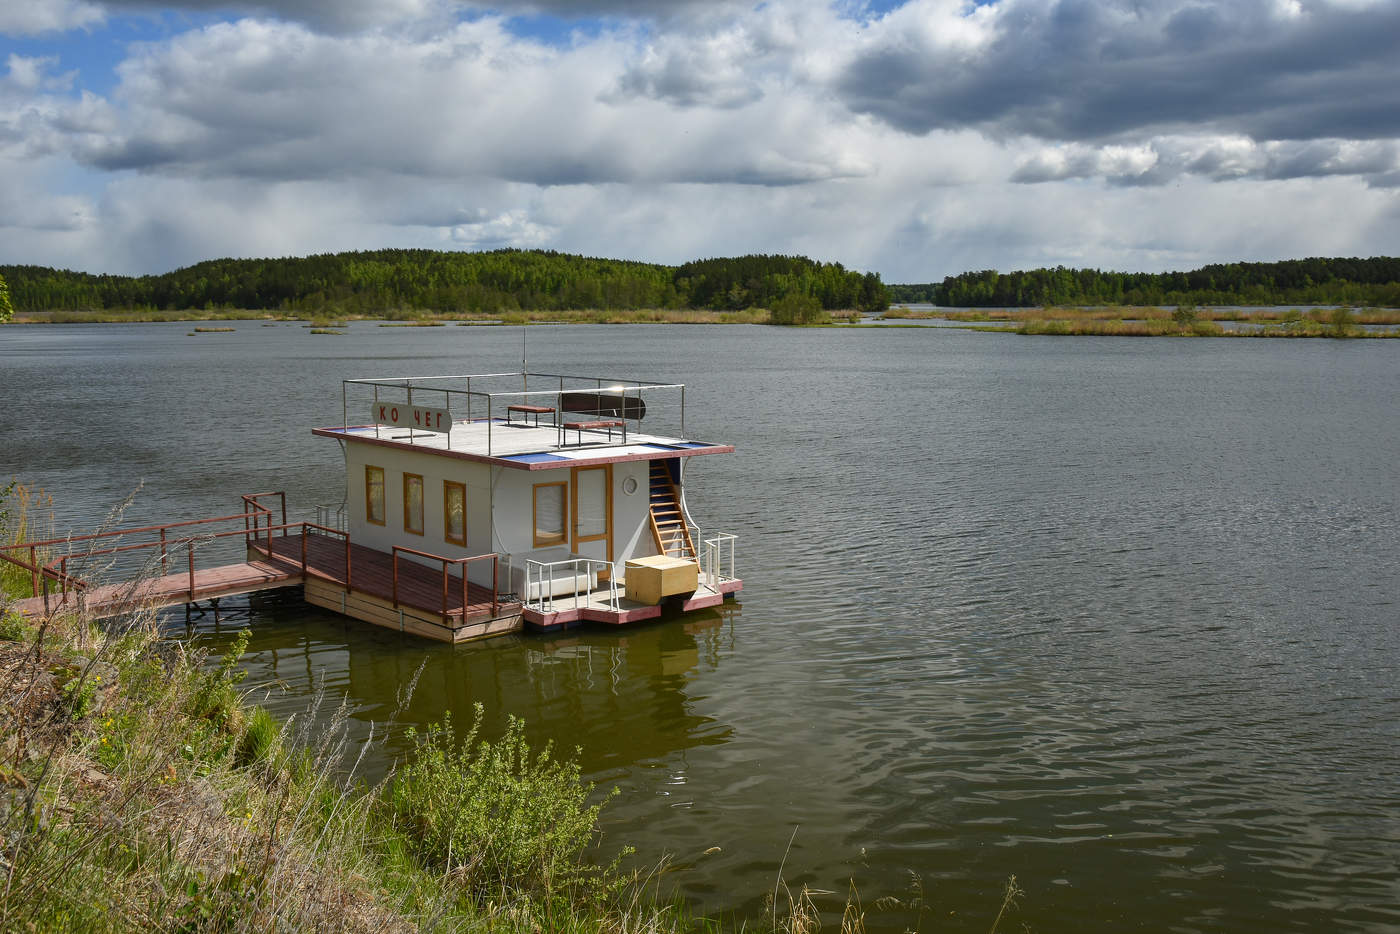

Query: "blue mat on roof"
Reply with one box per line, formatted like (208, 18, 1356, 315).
(669, 441, 715, 449)
(504, 452, 571, 463)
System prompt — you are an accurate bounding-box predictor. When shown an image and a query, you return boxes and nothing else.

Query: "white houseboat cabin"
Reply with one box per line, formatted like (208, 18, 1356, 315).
(302, 371, 741, 642)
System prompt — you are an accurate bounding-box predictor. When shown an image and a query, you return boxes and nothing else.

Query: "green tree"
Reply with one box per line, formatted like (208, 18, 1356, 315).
(0, 272, 12, 322)
(1330, 306, 1355, 337)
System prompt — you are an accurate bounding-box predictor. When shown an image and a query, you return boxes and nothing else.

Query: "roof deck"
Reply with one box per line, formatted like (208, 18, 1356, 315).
(313, 371, 733, 469)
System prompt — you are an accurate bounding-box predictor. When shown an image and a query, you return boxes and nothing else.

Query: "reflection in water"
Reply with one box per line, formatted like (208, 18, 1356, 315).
(187, 593, 737, 786)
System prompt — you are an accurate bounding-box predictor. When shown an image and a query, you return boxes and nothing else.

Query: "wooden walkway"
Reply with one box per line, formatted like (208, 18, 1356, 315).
(11, 556, 305, 621)
(11, 530, 508, 632)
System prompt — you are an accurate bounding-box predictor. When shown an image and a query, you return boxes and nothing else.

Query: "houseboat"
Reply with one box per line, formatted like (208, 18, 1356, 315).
(298, 370, 741, 642)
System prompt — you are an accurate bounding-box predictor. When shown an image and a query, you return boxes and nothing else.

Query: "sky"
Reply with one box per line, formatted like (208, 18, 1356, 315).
(1, 0, 1398, 282)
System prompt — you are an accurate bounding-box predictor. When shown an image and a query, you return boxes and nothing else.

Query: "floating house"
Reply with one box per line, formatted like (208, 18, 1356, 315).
(5, 370, 740, 643)
(297, 370, 741, 640)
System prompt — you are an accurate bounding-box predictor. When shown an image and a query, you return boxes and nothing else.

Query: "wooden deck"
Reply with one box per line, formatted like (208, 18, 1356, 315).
(250, 532, 522, 642)
(11, 557, 304, 621)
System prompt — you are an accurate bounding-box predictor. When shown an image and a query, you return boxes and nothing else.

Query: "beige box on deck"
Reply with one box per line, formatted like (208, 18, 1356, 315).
(624, 555, 699, 604)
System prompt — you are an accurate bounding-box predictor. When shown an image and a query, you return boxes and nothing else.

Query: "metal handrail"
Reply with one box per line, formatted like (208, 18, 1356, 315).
(2, 501, 286, 612)
(35, 516, 314, 614)
(391, 545, 500, 624)
(340, 371, 693, 455)
(523, 557, 617, 614)
(701, 533, 738, 592)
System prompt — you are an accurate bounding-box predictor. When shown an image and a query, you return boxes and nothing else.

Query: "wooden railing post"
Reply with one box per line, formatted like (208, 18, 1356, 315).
(187, 541, 196, 601)
(492, 555, 499, 616)
(300, 525, 308, 574)
(344, 536, 352, 593)
(391, 549, 399, 608)
(29, 545, 38, 597)
(159, 528, 168, 576)
(441, 560, 449, 619)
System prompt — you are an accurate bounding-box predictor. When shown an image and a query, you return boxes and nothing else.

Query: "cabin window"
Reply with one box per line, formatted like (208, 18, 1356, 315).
(403, 473, 424, 535)
(444, 481, 466, 547)
(574, 466, 610, 541)
(533, 481, 567, 547)
(365, 466, 385, 526)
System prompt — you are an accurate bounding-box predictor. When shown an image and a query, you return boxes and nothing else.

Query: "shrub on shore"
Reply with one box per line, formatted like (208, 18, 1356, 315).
(0, 608, 679, 933)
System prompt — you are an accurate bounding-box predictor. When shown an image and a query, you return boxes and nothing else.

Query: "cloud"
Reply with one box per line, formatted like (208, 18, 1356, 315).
(100, 0, 443, 31)
(62, 0, 724, 33)
(836, 0, 1400, 143)
(0, 0, 104, 35)
(64, 15, 877, 189)
(2, 0, 1399, 281)
(1012, 136, 1400, 186)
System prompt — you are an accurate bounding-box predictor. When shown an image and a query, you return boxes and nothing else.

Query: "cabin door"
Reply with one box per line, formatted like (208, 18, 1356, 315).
(571, 465, 613, 568)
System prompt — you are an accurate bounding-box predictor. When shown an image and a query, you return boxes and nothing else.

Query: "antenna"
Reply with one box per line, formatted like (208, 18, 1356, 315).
(522, 325, 528, 391)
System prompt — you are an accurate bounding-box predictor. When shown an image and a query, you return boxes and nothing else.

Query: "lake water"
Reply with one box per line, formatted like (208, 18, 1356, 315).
(3, 321, 1398, 932)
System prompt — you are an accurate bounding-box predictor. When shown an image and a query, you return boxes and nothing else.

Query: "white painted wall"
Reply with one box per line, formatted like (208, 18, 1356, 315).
(614, 459, 657, 562)
(343, 440, 670, 591)
(344, 442, 495, 586)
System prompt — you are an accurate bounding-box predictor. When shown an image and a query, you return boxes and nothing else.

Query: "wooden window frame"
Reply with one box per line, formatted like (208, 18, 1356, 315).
(443, 480, 467, 547)
(571, 464, 613, 554)
(532, 480, 568, 548)
(403, 472, 424, 536)
(365, 465, 385, 526)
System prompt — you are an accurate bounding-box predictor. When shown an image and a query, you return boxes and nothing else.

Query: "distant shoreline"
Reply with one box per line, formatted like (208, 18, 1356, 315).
(8, 304, 1400, 338)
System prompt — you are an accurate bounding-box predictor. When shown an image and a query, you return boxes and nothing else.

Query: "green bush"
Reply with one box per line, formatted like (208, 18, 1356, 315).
(768, 292, 827, 325)
(388, 704, 615, 900)
(0, 610, 31, 642)
(190, 629, 250, 728)
(235, 705, 282, 767)
(1330, 307, 1356, 337)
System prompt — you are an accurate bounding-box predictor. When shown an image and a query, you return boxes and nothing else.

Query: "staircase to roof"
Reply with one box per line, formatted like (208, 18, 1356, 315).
(648, 460, 696, 560)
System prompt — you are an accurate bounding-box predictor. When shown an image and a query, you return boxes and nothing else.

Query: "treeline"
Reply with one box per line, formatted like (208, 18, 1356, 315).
(0, 249, 887, 315)
(891, 257, 1400, 307)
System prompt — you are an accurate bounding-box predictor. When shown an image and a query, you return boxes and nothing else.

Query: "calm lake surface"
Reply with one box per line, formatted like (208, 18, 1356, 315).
(3, 321, 1398, 932)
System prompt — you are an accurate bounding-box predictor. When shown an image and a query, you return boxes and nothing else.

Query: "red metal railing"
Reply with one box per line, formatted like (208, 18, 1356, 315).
(390, 545, 500, 625)
(1, 504, 280, 611)
(3, 493, 510, 626)
(35, 516, 303, 614)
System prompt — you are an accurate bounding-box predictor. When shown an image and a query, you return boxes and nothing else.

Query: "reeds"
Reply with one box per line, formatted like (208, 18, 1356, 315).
(0, 481, 53, 599)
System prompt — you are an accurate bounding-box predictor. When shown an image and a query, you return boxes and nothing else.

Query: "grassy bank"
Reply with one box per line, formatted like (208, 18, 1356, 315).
(0, 599, 711, 932)
(884, 304, 1400, 337)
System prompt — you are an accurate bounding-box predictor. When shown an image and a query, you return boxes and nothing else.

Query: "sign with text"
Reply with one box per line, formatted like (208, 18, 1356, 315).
(373, 403, 452, 434)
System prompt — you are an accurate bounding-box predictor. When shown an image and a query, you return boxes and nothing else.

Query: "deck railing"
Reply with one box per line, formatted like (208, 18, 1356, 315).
(524, 557, 619, 615)
(391, 545, 501, 625)
(313, 502, 346, 532)
(340, 371, 692, 456)
(701, 533, 738, 592)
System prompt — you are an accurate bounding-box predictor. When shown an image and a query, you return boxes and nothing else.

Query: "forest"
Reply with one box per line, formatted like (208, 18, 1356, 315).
(0, 250, 888, 315)
(888, 257, 1400, 307)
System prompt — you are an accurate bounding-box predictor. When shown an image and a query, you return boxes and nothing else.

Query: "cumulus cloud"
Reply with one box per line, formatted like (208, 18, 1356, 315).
(1012, 136, 1400, 185)
(66, 15, 877, 189)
